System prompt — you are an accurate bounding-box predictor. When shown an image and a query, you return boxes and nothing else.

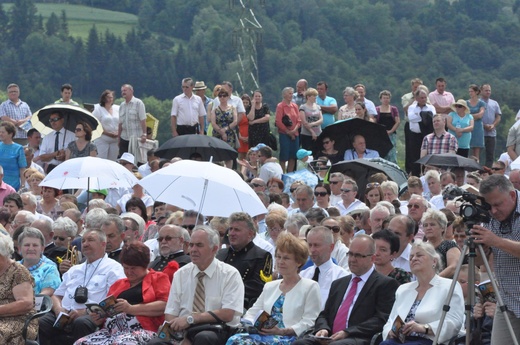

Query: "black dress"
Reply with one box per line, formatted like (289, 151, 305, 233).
(248, 104, 271, 148)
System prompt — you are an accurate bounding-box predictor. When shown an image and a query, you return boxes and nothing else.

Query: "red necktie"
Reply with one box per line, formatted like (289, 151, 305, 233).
(332, 276, 361, 334)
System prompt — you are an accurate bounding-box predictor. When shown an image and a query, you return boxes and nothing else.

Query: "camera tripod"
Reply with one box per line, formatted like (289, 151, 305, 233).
(433, 225, 518, 345)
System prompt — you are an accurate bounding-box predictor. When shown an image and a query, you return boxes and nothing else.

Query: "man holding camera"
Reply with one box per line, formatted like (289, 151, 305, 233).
(39, 229, 125, 345)
(471, 175, 520, 344)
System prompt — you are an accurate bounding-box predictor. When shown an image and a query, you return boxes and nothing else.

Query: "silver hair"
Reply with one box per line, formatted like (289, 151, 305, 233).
(370, 204, 391, 220)
(409, 194, 428, 208)
(52, 217, 78, 238)
(18, 227, 45, 247)
(182, 228, 191, 243)
(284, 213, 309, 231)
(88, 199, 108, 210)
(425, 170, 440, 182)
(282, 87, 294, 96)
(84, 228, 107, 242)
(480, 174, 514, 195)
(421, 208, 448, 232)
(85, 208, 108, 230)
(0, 232, 14, 257)
(375, 201, 395, 215)
(307, 226, 334, 245)
(20, 192, 37, 206)
(412, 240, 443, 273)
(192, 225, 219, 248)
(103, 215, 125, 234)
(381, 181, 398, 196)
(16, 210, 38, 224)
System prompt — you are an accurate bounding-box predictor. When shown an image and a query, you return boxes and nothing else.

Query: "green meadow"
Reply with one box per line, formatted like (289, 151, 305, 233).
(4, 3, 138, 39)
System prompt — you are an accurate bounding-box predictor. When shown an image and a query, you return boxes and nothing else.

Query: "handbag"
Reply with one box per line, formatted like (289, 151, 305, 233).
(267, 132, 278, 151)
(185, 311, 232, 342)
(282, 114, 293, 128)
(418, 110, 434, 134)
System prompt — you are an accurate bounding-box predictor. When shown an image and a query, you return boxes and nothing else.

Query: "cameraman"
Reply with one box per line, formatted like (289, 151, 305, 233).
(471, 175, 520, 344)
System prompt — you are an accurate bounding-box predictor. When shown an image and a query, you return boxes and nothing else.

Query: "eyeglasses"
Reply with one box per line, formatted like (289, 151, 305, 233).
(182, 224, 196, 231)
(341, 188, 352, 193)
(49, 117, 62, 122)
(407, 204, 421, 209)
(366, 182, 380, 189)
(252, 183, 265, 188)
(491, 167, 503, 171)
(124, 227, 137, 232)
(314, 191, 328, 197)
(218, 94, 228, 98)
(347, 251, 373, 259)
(157, 236, 181, 242)
(53, 236, 69, 241)
(268, 227, 283, 233)
(323, 141, 331, 145)
(329, 181, 340, 185)
(324, 225, 340, 233)
(75, 128, 83, 132)
(455, 105, 465, 108)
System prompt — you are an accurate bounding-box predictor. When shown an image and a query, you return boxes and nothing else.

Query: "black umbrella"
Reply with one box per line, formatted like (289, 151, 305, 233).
(155, 134, 238, 161)
(415, 153, 483, 171)
(313, 118, 392, 158)
(32, 104, 102, 139)
(329, 158, 408, 196)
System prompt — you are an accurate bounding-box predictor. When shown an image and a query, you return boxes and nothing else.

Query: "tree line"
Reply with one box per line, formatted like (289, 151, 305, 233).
(1, 0, 520, 156)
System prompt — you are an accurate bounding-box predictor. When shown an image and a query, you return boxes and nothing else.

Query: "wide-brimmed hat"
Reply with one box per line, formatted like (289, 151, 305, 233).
(193, 81, 207, 91)
(450, 99, 470, 114)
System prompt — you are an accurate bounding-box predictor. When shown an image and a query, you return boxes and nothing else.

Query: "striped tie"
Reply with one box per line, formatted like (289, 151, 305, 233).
(193, 271, 206, 313)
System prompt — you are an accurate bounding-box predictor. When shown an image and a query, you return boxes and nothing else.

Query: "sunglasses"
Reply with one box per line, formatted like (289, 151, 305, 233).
(407, 204, 421, 209)
(182, 224, 196, 230)
(323, 141, 331, 145)
(341, 188, 352, 193)
(157, 236, 180, 242)
(49, 117, 62, 122)
(366, 182, 380, 189)
(455, 104, 465, 108)
(75, 128, 83, 132)
(252, 183, 265, 188)
(218, 94, 228, 98)
(329, 181, 340, 185)
(53, 236, 68, 241)
(314, 191, 328, 197)
(491, 167, 503, 171)
(324, 225, 340, 233)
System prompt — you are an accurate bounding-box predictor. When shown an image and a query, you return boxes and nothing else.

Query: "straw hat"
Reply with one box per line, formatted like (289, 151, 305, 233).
(450, 99, 470, 114)
(193, 81, 207, 91)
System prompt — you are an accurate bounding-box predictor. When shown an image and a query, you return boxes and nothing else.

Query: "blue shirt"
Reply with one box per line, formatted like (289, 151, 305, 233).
(317, 95, 337, 129)
(343, 148, 380, 161)
(0, 142, 27, 190)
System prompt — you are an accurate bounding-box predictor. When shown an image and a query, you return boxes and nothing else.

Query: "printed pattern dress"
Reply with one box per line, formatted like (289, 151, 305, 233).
(74, 283, 156, 345)
(226, 294, 296, 345)
(213, 106, 237, 149)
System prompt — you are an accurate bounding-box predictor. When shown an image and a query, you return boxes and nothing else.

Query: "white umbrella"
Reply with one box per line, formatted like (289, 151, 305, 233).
(138, 160, 267, 217)
(39, 157, 138, 190)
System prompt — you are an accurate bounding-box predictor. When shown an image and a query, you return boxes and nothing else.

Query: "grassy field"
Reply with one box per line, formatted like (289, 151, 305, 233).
(3, 3, 138, 40)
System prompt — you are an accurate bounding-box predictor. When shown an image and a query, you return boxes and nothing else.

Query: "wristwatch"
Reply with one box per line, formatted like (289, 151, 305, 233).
(424, 324, 430, 334)
(186, 315, 195, 325)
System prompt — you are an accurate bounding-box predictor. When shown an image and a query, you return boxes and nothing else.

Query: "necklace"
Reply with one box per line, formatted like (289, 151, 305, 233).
(22, 257, 44, 272)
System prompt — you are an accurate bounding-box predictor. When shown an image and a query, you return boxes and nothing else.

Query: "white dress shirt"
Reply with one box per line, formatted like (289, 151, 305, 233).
(300, 258, 348, 309)
(331, 240, 350, 271)
(392, 243, 412, 274)
(54, 254, 125, 310)
(336, 199, 369, 216)
(165, 259, 244, 327)
(340, 266, 375, 328)
(39, 128, 75, 166)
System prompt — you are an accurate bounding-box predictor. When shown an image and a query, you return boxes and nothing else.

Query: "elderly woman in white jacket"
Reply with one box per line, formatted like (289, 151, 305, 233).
(226, 232, 321, 345)
(381, 240, 464, 345)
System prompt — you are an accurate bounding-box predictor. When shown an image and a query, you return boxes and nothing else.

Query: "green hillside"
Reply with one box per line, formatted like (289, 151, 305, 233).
(4, 3, 137, 39)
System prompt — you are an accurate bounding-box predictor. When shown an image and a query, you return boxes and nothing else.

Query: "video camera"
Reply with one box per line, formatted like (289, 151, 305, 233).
(459, 192, 491, 225)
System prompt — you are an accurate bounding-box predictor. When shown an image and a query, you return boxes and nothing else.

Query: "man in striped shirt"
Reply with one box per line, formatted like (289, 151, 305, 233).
(0, 83, 32, 145)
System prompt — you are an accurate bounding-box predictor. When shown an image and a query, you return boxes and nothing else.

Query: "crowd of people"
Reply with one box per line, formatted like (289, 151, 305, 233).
(0, 76, 519, 345)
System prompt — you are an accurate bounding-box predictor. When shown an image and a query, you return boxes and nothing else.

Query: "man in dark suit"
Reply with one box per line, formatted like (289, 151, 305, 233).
(294, 234, 399, 345)
(216, 212, 272, 309)
(149, 224, 191, 271)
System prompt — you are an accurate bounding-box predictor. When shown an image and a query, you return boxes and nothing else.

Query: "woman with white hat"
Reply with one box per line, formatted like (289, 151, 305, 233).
(446, 99, 474, 157)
